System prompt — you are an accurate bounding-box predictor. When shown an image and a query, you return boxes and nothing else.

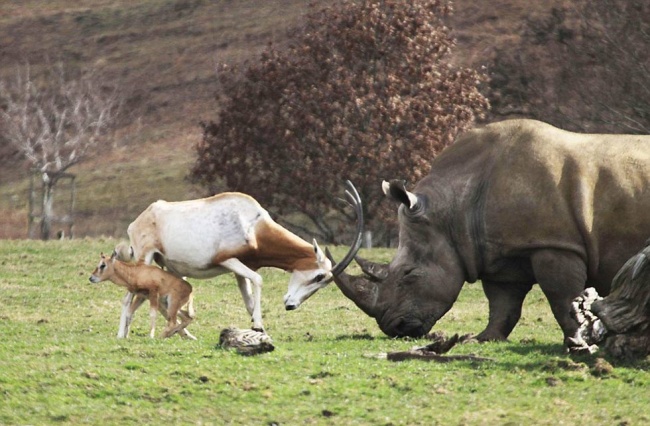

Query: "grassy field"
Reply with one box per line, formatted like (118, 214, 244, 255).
(1, 239, 649, 425)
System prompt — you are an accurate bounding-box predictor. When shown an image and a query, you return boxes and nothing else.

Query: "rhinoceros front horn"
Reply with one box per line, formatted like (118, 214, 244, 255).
(326, 248, 380, 318)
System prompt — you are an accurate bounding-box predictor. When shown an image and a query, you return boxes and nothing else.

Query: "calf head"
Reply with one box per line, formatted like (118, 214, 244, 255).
(89, 252, 116, 283)
(329, 180, 466, 337)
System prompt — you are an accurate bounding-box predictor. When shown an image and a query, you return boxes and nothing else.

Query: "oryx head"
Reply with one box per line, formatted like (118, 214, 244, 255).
(283, 180, 364, 310)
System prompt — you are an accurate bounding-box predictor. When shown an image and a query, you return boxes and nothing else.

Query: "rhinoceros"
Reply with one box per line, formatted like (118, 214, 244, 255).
(331, 119, 650, 348)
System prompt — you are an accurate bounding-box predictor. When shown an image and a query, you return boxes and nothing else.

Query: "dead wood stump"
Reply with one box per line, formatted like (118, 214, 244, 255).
(572, 243, 650, 359)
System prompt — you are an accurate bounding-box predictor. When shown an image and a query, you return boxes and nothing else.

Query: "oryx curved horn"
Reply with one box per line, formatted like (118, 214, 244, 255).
(325, 180, 364, 282)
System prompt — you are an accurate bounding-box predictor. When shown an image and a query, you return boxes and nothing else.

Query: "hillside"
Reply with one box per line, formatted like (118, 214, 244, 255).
(0, 0, 564, 239)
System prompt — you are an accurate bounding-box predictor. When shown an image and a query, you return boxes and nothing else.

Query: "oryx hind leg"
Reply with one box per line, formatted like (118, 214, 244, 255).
(118, 292, 147, 338)
(148, 290, 160, 338)
(184, 291, 195, 319)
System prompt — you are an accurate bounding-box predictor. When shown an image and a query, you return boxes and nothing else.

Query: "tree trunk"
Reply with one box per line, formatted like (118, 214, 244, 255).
(40, 176, 54, 241)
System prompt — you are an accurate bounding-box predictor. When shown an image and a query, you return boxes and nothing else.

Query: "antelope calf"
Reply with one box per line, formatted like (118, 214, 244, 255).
(89, 252, 195, 339)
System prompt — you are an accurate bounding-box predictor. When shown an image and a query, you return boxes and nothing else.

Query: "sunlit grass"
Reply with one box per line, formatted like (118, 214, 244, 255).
(1, 239, 649, 425)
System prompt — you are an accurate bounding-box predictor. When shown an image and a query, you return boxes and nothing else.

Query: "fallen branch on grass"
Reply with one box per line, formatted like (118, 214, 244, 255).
(386, 332, 493, 363)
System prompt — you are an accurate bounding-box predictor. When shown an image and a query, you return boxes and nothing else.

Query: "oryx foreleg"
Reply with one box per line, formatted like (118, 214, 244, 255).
(118, 292, 147, 338)
(118, 292, 134, 338)
(236, 275, 255, 316)
(220, 258, 264, 332)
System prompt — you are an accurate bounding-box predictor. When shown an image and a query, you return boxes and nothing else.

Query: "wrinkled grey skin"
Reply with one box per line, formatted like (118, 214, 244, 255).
(333, 119, 650, 347)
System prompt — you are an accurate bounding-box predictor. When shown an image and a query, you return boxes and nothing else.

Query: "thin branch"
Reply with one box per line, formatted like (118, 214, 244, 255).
(0, 62, 121, 174)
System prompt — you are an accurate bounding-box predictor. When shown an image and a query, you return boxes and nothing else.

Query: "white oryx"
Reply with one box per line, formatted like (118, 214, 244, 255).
(115, 181, 363, 338)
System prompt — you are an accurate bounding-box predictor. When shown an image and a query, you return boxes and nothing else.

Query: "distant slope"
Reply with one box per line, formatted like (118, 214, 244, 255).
(0, 0, 316, 237)
(0, 0, 561, 238)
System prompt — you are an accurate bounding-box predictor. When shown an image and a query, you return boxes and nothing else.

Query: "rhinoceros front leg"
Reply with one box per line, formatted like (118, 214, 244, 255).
(531, 249, 587, 348)
(477, 280, 533, 341)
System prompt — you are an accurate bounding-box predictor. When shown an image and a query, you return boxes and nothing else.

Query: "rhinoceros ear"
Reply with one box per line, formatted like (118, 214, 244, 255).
(382, 180, 419, 209)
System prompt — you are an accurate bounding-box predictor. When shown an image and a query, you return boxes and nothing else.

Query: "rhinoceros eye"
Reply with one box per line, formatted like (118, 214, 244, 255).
(409, 203, 423, 214)
(404, 196, 427, 218)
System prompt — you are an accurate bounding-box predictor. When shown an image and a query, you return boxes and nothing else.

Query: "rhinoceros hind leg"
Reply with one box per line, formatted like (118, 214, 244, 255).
(531, 250, 587, 348)
(477, 280, 533, 341)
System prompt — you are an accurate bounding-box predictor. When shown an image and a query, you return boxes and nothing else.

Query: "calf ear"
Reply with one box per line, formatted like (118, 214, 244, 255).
(382, 180, 419, 209)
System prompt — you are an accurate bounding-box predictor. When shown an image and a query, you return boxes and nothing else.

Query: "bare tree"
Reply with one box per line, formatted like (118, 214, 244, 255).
(487, 0, 650, 134)
(0, 62, 121, 239)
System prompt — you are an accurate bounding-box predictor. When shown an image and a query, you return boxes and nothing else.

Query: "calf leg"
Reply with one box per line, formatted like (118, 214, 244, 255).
(170, 281, 196, 339)
(155, 297, 178, 338)
(163, 308, 195, 338)
(178, 292, 197, 339)
(530, 249, 587, 348)
(178, 308, 194, 330)
(162, 311, 179, 338)
(162, 290, 195, 338)
(477, 280, 533, 341)
(220, 258, 264, 331)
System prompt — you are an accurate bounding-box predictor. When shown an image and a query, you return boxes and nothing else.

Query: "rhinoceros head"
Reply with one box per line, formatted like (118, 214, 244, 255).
(329, 180, 467, 338)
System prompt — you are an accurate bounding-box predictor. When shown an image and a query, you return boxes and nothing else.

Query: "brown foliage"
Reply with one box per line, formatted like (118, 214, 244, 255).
(191, 0, 489, 240)
(488, 0, 650, 133)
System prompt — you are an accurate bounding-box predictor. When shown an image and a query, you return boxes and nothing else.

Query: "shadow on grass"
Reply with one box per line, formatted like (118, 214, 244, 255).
(505, 341, 566, 357)
(507, 341, 650, 369)
(334, 333, 375, 341)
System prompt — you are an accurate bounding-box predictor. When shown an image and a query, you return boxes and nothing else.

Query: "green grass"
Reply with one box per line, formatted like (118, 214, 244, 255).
(1, 239, 649, 425)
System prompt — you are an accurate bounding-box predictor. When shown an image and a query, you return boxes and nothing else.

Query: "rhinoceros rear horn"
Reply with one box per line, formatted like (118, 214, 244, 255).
(326, 248, 380, 318)
(355, 255, 388, 282)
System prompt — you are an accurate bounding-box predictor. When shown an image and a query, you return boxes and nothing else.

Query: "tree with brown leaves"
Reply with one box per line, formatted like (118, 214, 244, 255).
(192, 0, 488, 242)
